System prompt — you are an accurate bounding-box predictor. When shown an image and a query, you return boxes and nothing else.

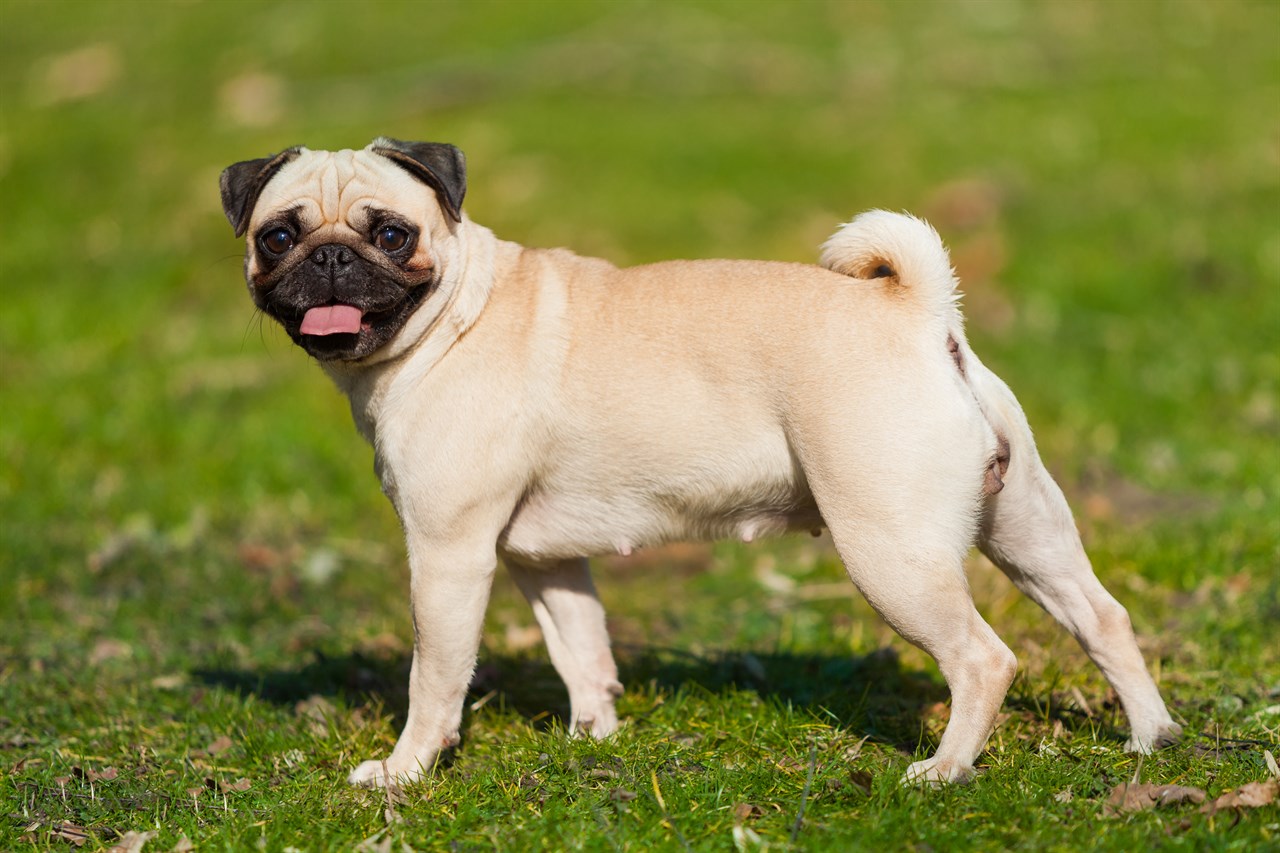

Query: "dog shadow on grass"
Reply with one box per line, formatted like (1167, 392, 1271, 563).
(194, 643, 965, 756)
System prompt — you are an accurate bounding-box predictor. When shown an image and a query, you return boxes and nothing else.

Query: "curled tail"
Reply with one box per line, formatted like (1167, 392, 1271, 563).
(819, 210, 960, 324)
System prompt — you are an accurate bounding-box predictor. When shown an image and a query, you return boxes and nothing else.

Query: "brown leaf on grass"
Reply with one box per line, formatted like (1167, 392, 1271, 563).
(107, 830, 157, 853)
(733, 802, 764, 822)
(204, 735, 233, 756)
(50, 823, 104, 846)
(847, 769, 874, 795)
(1200, 779, 1278, 814)
(171, 838, 195, 853)
(607, 786, 637, 814)
(73, 765, 119, 782)
(1103, 782, 1206, 816)
(218, 777, 252, 793)
(843, 736, 868, 762)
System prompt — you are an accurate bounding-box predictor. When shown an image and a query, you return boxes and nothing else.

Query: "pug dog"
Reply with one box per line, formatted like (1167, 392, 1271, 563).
(220, 138, 1180, 787)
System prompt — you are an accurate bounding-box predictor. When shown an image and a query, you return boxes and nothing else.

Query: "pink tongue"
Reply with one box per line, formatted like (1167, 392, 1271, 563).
(300, 304, 363, 336)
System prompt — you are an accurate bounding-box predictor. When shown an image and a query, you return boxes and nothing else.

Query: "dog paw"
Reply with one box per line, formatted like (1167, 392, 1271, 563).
(571, 707, 620, 739)
(569, 682, 624, 739)
(347, 758, 428, 789)
(902, 757, 974, 786)
(1125, 720, 1183, 754)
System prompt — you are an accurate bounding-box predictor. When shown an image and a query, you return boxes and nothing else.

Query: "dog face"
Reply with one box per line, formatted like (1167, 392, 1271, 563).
(219, 139, 466, 361)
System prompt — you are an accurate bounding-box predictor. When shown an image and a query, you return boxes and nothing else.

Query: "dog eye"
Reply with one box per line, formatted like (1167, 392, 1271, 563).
(259, 228, 295, 256)
(374, 226, 409, 253)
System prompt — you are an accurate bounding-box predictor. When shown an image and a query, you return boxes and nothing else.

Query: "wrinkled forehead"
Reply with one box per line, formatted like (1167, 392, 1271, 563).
(250, 149, 430, 231)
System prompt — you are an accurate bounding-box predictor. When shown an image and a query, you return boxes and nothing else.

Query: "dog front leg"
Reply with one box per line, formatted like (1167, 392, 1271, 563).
(349, 537, 497, 788)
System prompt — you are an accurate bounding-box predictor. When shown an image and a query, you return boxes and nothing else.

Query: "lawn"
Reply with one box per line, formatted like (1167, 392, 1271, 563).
(1, 0, 1278, 849)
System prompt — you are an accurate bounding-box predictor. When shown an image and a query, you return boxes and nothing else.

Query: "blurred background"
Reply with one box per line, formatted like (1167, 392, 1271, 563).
(1, 0, 1276, 669)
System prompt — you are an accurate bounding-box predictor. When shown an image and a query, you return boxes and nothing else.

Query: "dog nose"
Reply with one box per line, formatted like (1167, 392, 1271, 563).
(310, 244, 355, 268)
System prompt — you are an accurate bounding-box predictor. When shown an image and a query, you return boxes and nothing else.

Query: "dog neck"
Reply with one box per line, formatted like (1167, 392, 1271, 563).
(319, 219, 516, 447)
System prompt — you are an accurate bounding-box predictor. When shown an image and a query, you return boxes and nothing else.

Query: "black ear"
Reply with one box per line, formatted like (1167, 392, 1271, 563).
(219, 147, 303, 237)
(370, 138, 466, 223)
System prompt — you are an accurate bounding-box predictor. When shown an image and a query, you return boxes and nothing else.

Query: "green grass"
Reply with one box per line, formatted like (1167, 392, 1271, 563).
(2, 0, 1278, 849)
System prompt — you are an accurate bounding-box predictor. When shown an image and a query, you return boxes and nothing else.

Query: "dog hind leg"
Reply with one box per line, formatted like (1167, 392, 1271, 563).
(823, 527, 1019, 783)
(977, 458, 1181, 750)
(968, 361, 1181, 751)
(795, 364, 1019, 782)
(507, 557, 624, 737)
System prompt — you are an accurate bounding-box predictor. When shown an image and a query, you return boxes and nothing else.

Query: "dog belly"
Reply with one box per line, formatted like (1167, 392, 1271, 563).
(497, 453, 820, 564)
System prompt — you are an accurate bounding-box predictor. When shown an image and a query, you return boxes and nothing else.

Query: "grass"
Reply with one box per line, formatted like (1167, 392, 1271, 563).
(2, 0, 1278, 849)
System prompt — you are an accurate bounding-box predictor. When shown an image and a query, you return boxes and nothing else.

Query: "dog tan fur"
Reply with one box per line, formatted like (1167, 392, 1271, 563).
(221, 139, 1180, 787)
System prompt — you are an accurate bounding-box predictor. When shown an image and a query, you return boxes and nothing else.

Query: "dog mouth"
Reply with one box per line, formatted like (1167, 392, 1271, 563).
(296, 296, 416, 334)
(274, 282, 431, 361)
(300, 303, 366, 336)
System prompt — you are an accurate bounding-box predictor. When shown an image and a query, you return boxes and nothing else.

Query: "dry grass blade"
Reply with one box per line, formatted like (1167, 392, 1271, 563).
(790, 743, 818, 843)
(382, 761, 407, 825)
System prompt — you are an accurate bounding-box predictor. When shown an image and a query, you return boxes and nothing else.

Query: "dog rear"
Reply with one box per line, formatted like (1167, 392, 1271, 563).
(816, 211, 1179, 780)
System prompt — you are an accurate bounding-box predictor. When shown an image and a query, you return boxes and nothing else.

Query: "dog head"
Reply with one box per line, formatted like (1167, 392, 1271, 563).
(220, 138, 466, 362)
